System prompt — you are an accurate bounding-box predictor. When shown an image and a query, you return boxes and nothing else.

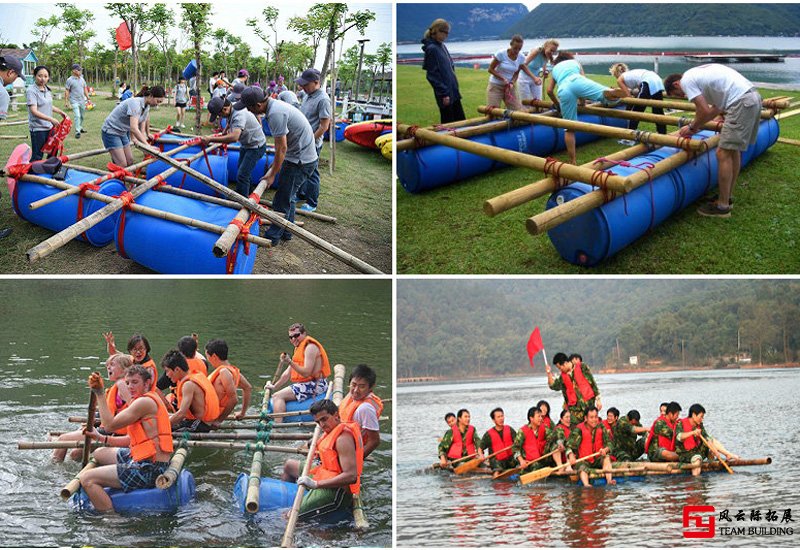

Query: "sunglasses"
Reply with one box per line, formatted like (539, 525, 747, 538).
(288, 332, 301, 340)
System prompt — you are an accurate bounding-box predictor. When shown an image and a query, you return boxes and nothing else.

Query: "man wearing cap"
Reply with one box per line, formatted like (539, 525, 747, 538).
(235, 69, 249, 86)
(227, 81, 245, 104)
(278, 90, 301, 109)
(64, 63, 91, 140)
(234, 86, 317, 246)
(295, 68, 331, 213)
(0, 55, 23, 239)
(200, 94, 267, 197)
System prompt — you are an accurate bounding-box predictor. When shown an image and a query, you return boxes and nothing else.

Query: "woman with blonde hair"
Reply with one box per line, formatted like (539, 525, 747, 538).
(422, 18, 466, 123)
(610, 62, 667, 137)
(487, 35, 537, 111)
(519, 39, 560, 105)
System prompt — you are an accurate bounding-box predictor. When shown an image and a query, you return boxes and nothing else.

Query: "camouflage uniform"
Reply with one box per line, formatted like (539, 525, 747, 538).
(512, 424, 550, 471)
(675, 420, 710, 464)
(438, 426, 481, 460)
(549, 364, 600, 426)
(480, 426, 517, 471)
(646, 418, 677, 462)
(612, 417, 645, 461)
(566, 422, 612, 471)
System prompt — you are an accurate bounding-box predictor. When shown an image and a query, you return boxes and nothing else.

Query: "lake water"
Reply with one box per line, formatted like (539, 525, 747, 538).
(398, 36, 800, 87)
(396, 369, 800, 547)
(0, 279, 392, 547)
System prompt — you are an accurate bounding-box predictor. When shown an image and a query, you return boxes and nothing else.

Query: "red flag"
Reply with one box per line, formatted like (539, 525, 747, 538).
(527, 327, 544, 368)
(116, 22, 132, 51)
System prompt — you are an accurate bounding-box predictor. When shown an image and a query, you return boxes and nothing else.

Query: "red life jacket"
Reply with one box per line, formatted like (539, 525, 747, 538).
(556, 423, 572, 463)
(487, 425, 513, 461)
(645, 415, 677, 453)
(447, 425, 476, 460)
(577, 421, 604, 458)
(561, 365, 596, 406)
(520, 424, 546, 461)
(602, 419, 615, 440)
(679, 417, 700, 451)
(542, 416, 553, 430)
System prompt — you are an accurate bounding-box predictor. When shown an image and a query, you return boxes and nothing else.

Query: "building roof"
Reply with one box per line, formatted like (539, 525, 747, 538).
(0, 48, 37, 62)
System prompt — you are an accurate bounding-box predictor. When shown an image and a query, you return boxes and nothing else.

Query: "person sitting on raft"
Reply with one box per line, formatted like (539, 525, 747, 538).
(566, 406, 615, 487)
(104, 331, 158, 389)
(205, 338, 252, 423)
(162, 349, 220, 433)
(78, 366, 173, 513)
(537, 399, 553, 431)
(512, 406, 549, 473)
(547, 352, 602, 427)
(609, 62, 667, 138)
(266, 323, 331, 424)
(282, 399, 364, 521)
(612, 409, 649, 462)
(675, 403, 739, 476)
(157, 336, 209, 405)
(52, 353, 134, 462)
(100, 85, 165, 168)
(480, 407, 517, 476)
(338, 364, 383, 458)
(645, 401, 682, 462)
(547, 52, 627, 164)
(546, 409, 574, 473)
(438, 408, 483, 468)
(603, 407, 619, 442)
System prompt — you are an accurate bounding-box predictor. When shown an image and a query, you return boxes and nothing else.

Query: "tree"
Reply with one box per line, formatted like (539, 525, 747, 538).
(149, 4, 176, 88)
(105, 3, 161, 89)
(311, 4, 376, 84)
(375, 42, 391, 102)
(287, 10, 328, 65)
(31, 14, 59, 64)
(246, 7, 280, 81)
(56, 3, 95, 63)
(181, 3, 213, 132)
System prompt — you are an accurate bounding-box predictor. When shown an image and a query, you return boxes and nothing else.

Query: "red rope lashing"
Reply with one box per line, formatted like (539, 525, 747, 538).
(152, 174, 167, 190)
(544, 157, 568, 189)
(180, 137, 203, 147)
(248, 192, 262, 204)
(76, 183, 101, 241)
(115, 191, 136, 259)
(225, 213, 258, 274)
(591, 169, 617, 205)
(200, 143, 214, 180)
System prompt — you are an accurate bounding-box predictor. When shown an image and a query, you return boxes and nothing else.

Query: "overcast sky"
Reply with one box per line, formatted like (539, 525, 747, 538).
(0, 1, 392, 66)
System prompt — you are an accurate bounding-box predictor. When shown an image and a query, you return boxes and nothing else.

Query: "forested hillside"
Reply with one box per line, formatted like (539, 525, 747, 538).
(397, 281, 800, 378)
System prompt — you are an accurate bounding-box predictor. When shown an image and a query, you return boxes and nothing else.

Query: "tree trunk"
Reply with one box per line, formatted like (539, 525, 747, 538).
(378, 61, 385, 103)
(319, 15, 337, 84)
(113, 47, 118, 97)
(194, 40, 202, 132)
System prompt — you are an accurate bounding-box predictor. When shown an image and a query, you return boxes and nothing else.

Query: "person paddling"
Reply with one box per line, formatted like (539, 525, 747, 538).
(438, 408, 483, 468)
(675, 403, 739, 476)
(645, 401, 682, 462)
(480, 407, 517, 475)
(566, 406, 615, 487)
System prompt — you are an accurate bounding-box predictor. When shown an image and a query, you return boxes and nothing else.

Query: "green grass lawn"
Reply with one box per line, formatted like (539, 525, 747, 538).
(0, 92, 391, 274)
(396, 64, 800, 274)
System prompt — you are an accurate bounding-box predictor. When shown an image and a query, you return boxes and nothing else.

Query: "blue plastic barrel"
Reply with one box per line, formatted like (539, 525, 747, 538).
(397, 112, 629, 193)
(12, 169, 126, 246)
(545, 118, 779, 266)
(182, 59, 198, 80)
(262, 117, 272, 136)
(324, 121, 348, 142)
(114, 190, 259, 274)
(268, 393, 326, 423)
(233, 474, 296, 512)
(225, 150, 274, 185)
(145, 152, 228, 197)
(70, 469, 195, 513)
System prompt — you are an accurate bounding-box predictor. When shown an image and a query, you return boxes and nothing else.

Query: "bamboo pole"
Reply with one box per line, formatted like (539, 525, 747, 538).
(18, 439, 306, 453)
(0, 135, 26, 140)
(153, 138, 276, 154)
(259, 197, 336, 223)
(280, 374, 337, 546)
(479, 106, 707, 151)
(777, 137, 800, 147)
(571, 104, 722, 131)
(156, 447, 189, 489)
(81, 391, 98, 467)
(60, 459, 96, 499)
(16, 173, 274, 249)
(29, 142, 199, 211)
(527, 133, 721, 235)
(776, 107, 800, 120)
(397, 123, 633, 193)
(525, 97, 781, 119)
(25, 144, 222, 263)
(50, 430, 310, 441)
(396, 119, 524, 153)
(244, 358, 286, 514)
(213, 179, 270, 257)
(135, 144, 383, 274)
(68, 408, 307, 425)
(0, 120, 29, 127)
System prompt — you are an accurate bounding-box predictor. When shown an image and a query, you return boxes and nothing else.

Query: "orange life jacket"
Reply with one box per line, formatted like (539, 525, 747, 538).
(562, 364, 596, 406)
(645, 415, 677, 453)
(577, 421, 604, 458)
(339, 392, 384, 423)
(126, 391, 174, 461)
(186, 356, 208, 376)
(447, 425, 476, 460)
(310, 421, 363, 495)
(486, 425, 514, 461)
(176, 371, 221, 423)
(291, 336, 331, 383)
(521, 424, 546, 461)
(138, 357, 158, 388)
(679, 417, 700, 451)
(208, 363, 241, 412)
(106, 383, 128, 416)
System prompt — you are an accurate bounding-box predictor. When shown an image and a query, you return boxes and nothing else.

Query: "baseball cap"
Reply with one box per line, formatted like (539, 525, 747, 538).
(295, 69, 321, 86)
(277, 90, 300, 107)
(207, 96, 226, 122)
(1, 55, 23, 75)
(71, 63, 82, 71)
(233, 86, 267, 110)
(227, 81, 246, 102)
(237, 69, 249, 78)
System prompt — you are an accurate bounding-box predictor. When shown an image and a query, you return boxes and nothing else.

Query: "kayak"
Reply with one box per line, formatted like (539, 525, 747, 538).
(344, 119, 392, 149)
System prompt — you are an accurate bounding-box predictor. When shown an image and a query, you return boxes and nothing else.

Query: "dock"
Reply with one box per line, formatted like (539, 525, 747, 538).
(684, 53, 785, 63)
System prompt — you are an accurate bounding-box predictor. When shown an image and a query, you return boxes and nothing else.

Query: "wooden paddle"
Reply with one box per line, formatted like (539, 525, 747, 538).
(520, 450, 603, 485)
(81, 388, 99, 467)
(698, 433, 734, 474)
(495, 449, 559, 481)
(453, 446, 512, 475)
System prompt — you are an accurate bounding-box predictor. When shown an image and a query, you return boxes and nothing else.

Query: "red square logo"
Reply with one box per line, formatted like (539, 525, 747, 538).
(683, 505, 716, 538)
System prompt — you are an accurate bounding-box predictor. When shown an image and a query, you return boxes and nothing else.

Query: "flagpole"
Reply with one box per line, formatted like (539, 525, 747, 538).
(542, 347, 550, 373)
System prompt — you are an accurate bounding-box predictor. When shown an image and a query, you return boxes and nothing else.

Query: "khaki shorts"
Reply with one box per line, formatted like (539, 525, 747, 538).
(719, 90, 762, 151)
(487, 82, 523, 111)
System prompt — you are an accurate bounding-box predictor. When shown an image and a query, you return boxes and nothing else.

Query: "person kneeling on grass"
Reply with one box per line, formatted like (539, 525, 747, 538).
(282, 399, 364, 521)
(78, 366, 173, 513)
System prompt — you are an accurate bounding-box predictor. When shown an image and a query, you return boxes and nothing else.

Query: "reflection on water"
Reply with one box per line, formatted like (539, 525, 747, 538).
(397, 369, 800, 547)
(0, 280, 392, 548)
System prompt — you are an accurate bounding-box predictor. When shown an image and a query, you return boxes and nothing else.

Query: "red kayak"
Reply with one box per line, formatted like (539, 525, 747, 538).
(343, 119, 392, 149)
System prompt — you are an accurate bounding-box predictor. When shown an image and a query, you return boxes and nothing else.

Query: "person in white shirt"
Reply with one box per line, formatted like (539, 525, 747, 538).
(487, 35, 538, 111)
(610, 63, 667, 135)
(664, 65, 762, 218)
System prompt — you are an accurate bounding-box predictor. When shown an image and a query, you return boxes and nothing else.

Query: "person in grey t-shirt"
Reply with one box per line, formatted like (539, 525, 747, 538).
(101, 85, 166, 167)
(174, 77, 189, 130)
(200, 96, 268, 196)
(295, 68, 331, 212)
(27, 65, 68, 161)
(0, 55, 25, 239)
(64, 63, 90, 139)
(235, 86, 318, 245)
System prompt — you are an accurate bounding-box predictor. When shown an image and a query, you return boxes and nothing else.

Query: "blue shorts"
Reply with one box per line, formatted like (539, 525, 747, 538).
(115, 447, 169, 492)
(558, 74, 611, 121)
(291, 378, 329, 402)
(101, 130, 131, 151)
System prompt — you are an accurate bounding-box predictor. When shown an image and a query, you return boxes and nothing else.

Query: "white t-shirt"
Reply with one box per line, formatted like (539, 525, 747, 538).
(352, 402, 380, 432)
(681, 64, 753, 110)
(489, 48, 524, 86)
(621, 69, 665, 94)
